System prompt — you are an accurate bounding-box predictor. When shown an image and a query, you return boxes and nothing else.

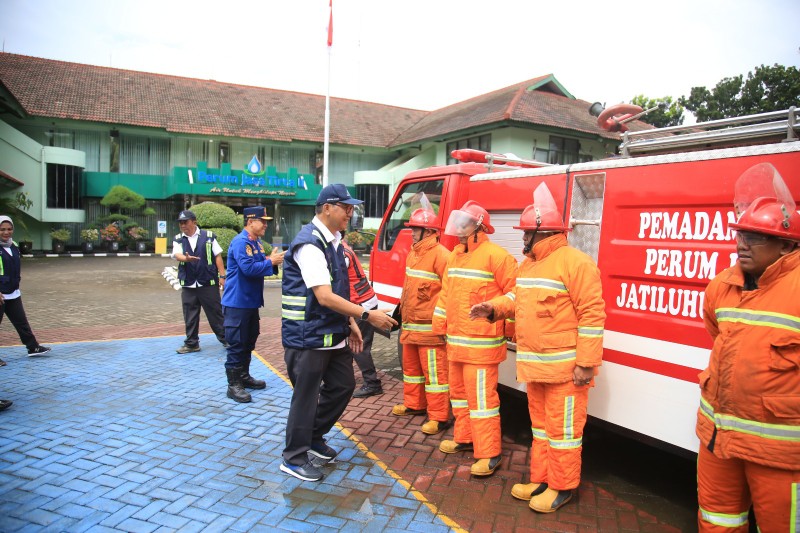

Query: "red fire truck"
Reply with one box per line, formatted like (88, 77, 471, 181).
(368, 107, 800, 453)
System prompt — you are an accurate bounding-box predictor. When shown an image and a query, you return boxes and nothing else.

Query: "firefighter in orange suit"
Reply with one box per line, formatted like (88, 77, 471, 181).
(696, 163, 800, 533)
(391, 204, 452, 434)
(433, 200, 517, 476)
(471, 183, 605, 512)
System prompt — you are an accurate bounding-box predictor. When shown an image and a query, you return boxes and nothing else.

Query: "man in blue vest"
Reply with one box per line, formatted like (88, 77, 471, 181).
(280, 183, 397, 481)
(221, 206, 285, 403)
(172, 210, 227, 354)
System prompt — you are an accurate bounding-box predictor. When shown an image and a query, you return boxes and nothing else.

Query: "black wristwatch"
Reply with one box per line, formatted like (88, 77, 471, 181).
(360, 308, 370, 321)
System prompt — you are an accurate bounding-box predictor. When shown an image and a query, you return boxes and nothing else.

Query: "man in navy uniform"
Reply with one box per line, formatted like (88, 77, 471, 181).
(280, 184, 396, 481)
(221, 206, 285, 403)
(172, 209, 227, 354)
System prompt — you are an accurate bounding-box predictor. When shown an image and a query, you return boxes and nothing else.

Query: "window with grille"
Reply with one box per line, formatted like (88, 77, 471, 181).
(46, 164, 83, 209)
(356, 184, 389, 218)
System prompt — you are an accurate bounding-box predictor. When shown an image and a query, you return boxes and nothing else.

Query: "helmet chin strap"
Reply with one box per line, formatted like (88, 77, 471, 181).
(523, 216, 542, 255)
(463, 224, 481, 252)
(522, 231, 536, 255)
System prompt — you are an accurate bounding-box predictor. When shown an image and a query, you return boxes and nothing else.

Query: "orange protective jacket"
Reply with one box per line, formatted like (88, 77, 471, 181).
(400, 234, 450, 346)
(432, 233, 518, 365)
(696, 249, 800, 471)
(341, 240, 376, 305)
(492, 234, 605, 383)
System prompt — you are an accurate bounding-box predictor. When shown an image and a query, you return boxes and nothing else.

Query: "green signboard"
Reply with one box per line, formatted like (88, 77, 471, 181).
(85, 158, 322, 204)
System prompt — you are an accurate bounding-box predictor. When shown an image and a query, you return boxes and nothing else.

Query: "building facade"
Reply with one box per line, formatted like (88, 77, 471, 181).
(0, 53, 646, 250)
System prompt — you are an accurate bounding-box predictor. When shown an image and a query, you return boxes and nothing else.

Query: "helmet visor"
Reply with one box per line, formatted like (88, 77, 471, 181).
(416, 192, 433, 213)
(734, 163, 795, 217)
(444, 209, 479, 237)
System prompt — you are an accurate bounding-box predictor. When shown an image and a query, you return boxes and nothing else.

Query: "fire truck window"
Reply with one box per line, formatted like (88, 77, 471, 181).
(378, 179, 444, 251)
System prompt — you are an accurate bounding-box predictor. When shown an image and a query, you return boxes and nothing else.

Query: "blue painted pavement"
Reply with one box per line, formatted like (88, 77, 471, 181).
(0, 335, 455, 532)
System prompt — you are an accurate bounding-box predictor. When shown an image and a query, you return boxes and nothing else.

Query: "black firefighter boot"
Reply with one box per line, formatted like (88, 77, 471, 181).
(241, 359, 266, 390)
(226, 366, 252, 403)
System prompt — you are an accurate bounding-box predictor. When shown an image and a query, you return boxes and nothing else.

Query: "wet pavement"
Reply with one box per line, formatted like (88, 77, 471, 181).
(0, 256, 697, 532)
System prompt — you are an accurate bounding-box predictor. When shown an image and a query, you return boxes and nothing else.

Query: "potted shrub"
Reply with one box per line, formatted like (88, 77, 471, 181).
(50, 228, 71, 254)
(127, 226, 149, 252)
(100, 224, 121, 251)
(80, 228, 99, 253)
(18, 239, 33, 254)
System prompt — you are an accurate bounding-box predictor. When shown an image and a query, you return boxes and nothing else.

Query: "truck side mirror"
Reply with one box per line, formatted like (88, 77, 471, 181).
(349, 204, 364, 231)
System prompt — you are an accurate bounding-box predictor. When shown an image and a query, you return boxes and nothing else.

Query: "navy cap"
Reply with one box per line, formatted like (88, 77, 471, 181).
(316, 183, 364, 206)
(243, 206, 273, 221)
(177, 210, 196, 221)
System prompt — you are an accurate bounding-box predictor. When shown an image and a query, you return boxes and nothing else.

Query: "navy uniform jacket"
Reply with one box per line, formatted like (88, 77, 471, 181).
(221, 230, 274, 309)
(0, 242, 22, 294)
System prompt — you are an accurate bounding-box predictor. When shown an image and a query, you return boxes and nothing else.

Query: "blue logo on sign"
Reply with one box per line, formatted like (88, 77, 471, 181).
(244, 155, 265, 177)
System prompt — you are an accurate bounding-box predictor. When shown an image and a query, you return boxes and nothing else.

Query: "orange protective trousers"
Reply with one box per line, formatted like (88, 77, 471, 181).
(527, 381, 589, 491)
(401, 344, 449, 422)
(449, 361, 500, 459)
(697, 445, 800, 533)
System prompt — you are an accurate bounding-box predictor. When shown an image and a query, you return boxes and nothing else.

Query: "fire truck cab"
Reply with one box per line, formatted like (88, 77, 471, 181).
(369, 107, 800, 453)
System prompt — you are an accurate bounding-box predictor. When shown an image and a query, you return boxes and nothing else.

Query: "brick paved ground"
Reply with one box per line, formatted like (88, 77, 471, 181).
(0, 336, 454, 532)
(0, 257, 692, 532)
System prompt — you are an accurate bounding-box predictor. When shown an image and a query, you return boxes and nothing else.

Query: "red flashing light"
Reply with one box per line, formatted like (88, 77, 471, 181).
(450, 149, 547, 168)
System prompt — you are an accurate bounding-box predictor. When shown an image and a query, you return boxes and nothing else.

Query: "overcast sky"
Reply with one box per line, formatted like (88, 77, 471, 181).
(1, 0, 798, 112)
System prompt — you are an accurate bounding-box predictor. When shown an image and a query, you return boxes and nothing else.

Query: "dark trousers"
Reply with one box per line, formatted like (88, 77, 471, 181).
(283, 346, 355, 465)
(223, 306, 260, 369)
(0, 297, 38, 351)
(353, 318, 380, 388)
(181, 285, 225, 347)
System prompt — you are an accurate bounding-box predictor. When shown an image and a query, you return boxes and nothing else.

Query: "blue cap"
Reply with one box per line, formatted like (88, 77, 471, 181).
(177, 210, 196, 221)
(243, 206, 273, 220)
(316, 184, 364, 206)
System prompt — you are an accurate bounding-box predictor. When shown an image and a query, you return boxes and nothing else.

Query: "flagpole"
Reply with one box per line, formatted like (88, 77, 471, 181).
(323, 0, 333, 187)
(323, 46, 330, 187)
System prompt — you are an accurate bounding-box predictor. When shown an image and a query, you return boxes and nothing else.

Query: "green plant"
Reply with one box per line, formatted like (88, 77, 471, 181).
(127, 226, 149, 241)
(0, 192, 34, 240)
(205, 228, 239, 256)
(96, 213, 131, 226)
(80, 228, 99, 242)
(50, 228, 71, 242)
(13, 191, 33, 211)
(191, 202, 242, 231)
(100, 185, 146, 212)
(100, 224, 121, 242)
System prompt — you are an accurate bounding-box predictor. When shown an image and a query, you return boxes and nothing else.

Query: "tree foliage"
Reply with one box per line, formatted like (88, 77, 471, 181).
(680, 64, 800, 122)
(0, 192, 33, 237)
(189, 202, 248, 256)
(190, 202, 242, 231)
(100, 185, 147, 212)
(629, 95, 685, 128)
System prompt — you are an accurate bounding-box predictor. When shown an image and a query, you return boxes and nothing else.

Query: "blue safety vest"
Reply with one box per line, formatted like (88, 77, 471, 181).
(175, 230, 219, 286)
(281, 223, 350, 349)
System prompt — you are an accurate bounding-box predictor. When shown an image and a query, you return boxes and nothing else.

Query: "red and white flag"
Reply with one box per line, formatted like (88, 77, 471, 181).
(327, 0, 333, 47)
